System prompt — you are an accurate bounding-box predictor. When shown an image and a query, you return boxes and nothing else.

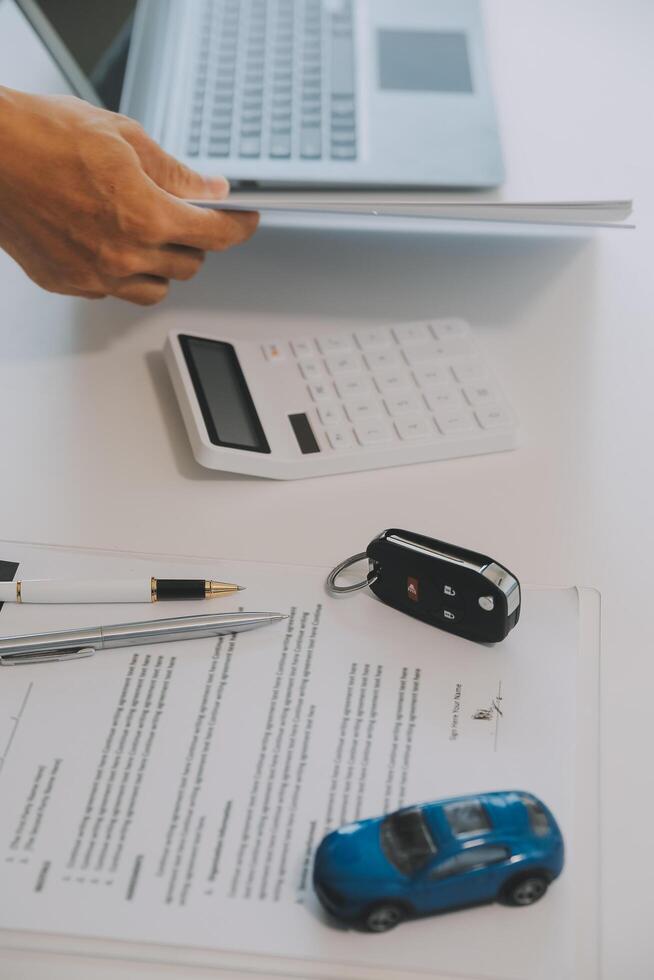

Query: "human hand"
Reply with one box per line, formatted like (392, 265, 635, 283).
(0, 88, 259, 304)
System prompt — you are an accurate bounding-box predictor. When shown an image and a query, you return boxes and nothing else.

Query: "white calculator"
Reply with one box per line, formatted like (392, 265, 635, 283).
(164, 319, 518, 480)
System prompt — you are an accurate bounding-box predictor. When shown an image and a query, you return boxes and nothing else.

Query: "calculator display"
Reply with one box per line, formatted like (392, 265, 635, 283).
(180, 336, 270, 454)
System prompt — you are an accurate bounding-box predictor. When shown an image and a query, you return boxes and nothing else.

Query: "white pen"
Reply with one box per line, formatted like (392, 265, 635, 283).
(0, 578, 244, 604)
(0, 611, 287, 666)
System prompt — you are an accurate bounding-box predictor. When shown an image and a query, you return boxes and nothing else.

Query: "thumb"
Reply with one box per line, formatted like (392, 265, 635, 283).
(123, 125, 229, 200)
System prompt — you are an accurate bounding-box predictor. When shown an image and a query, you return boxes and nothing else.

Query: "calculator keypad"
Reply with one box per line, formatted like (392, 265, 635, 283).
(354, 326, 392, 350)
(317, 402, 345, 426)
(324, 353, 362, 376)
(354, 419, 394, 445)
(298, 358, 324, 381)
(335, 376, 373, 398)
(384, 392, 424, 416)
(395, 415, 434, 440)
(266, 319, 514, 453)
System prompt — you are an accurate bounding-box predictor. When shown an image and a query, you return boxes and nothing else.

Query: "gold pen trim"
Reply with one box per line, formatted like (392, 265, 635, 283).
(205, 581, 243, 598)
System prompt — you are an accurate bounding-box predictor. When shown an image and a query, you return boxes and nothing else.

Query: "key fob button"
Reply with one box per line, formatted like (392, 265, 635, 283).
(440, 606, 463, 624)
(479, 595, 495, 611)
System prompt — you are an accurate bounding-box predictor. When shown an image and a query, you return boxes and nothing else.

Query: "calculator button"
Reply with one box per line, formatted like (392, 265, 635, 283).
(335, 376, 373, 398)
(463, 384, 499, 406)
(384, 392, 424, 416)
(395, 415, 434, 440)
(434, 408, 477, 434)
(325, 353, 363, 376)
(364, 350, 401, 371)
(344, 398, 384, 422)
(430, 318, 469, 340)
(354, 419, 394, 446)
(437, 337, 469, 357)
(307, 381, 335, 401)
(262, 341, 286, 362)
(291, 338, 316, 358)
(325, 425, 355, 450)
(373, 369, 412, 394)
(413, 365, 449, 388)
(316, 334, 354, 354)
(475, 404, 513, 429)
(317, 402, 345, 425)
(402, 344, 446, 366)
(423, 385, 464, 411)
(353, 326, 392, 350)
(392, 322, 432, 345)
(299, 357, 325, 381)
(449, 356, 486, 383)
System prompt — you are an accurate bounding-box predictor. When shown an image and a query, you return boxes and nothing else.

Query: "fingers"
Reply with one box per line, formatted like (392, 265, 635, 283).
(154, 193, 260, 251)
(110, 275, 170, 306)
(122, 122, 230, 201)
(84, 218, 251, 303)
(154, 245, 206, 281)
(132, 244, 206, 282)
(85, 242, 206, 306)
(117, 122, 259, 252)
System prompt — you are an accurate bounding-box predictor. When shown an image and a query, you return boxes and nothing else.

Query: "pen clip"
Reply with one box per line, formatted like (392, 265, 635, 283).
(0, 646, 96, 666)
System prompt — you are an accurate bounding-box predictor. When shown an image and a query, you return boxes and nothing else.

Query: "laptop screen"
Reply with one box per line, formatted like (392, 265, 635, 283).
(16, 0, 137, 111)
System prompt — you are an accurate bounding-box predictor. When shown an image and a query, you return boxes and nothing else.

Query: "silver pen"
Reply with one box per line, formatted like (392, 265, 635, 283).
(0, 611, 287, 666)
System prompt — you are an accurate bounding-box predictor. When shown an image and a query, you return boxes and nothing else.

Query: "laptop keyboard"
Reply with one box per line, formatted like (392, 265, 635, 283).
(186, 0, 357, 162)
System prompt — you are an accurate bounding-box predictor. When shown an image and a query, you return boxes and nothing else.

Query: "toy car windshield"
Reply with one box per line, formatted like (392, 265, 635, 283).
(380, 808, 437, 875)
(443, 800, 491, 836)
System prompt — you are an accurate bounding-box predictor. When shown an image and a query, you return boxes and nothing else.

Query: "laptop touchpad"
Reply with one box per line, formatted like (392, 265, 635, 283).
(377, 30, 473, 93)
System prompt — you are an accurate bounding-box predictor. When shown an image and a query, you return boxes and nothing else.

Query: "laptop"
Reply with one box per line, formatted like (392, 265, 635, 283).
(15, 0, 504, 189)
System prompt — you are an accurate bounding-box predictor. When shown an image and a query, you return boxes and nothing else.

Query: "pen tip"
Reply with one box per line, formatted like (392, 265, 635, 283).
(206, 581, 245, 597)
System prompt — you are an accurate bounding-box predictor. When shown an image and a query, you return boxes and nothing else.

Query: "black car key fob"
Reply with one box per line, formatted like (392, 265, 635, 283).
(328, 529, 521, 643)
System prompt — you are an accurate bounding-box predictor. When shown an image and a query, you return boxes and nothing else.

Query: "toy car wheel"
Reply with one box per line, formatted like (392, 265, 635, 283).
(362, 902, 406, 933)
(503, 874, 549, 906)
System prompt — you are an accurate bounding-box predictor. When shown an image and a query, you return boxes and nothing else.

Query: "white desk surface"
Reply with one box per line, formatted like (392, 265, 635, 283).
(0, 1, 652, 978)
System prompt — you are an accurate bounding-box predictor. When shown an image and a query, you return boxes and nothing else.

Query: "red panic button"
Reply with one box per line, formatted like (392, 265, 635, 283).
(407, 577, 419, 601)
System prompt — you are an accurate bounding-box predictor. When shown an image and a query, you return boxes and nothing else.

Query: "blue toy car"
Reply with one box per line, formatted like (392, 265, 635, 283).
(313, 790, 564, 932)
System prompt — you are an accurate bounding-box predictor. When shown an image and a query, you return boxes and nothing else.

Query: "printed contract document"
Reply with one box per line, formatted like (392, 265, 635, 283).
(0, 544, 599, 980)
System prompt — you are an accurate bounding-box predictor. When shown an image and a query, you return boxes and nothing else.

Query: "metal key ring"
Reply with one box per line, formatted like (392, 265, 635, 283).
(326, 553, 378, 595)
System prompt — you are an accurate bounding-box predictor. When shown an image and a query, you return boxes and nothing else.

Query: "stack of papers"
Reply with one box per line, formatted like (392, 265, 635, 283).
(193, 196, 634, 228)
(0, 542, 600, 980)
